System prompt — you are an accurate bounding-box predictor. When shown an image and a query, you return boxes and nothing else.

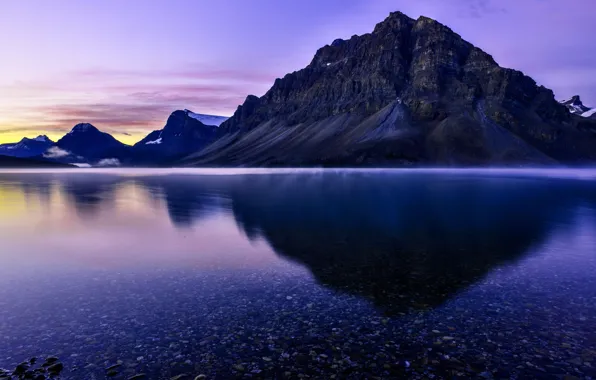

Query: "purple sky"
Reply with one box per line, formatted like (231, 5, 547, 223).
(1, 0, 595, 144)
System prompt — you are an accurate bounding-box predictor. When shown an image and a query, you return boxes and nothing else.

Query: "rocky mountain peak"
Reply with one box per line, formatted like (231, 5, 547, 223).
(33, 135, 52, 142)
(190, 10, 596, 167)
(20, 135, 50, 144)
(69, 123, 99, 134)
(560, 95, 591, 115)
(372, 11, 415, 34)
(330, 38, 345, 47)
(134, 109, 220, 160)
(57, 123, 126, 162)
(0, 134, 55, 158)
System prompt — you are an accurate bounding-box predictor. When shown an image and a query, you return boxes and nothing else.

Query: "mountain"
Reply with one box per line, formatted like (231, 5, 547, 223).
(133, 110, 219, 161)
(182, 11, 596, 167)
(0, 135, 54, 158)
(0, 154, 73, 168)
(560, 95, 596, 119)
(53, 123, 130, 164)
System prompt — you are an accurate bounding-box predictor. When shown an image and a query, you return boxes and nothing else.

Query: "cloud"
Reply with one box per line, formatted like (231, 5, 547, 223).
(35, 97, 243, 132)
(1, 64, 277, 139)
(95, 158, 121, 167)
(74, 66, 277, 85)
(460, 0, 507, 18)
(43, 146, 71, 158)
(0, 64, 275, 143)
(72, 163, 92, 168)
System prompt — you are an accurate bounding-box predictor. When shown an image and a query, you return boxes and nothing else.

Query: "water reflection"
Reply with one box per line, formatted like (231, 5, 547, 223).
(1, 170, 595, 316)
(228, 173, 596, 314)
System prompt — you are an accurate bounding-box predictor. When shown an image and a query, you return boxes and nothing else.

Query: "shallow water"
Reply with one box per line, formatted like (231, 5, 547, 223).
(0, 169, 595, 379)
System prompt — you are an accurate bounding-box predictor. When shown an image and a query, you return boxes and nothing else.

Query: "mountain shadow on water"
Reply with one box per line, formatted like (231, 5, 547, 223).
(40, 175, 220, 224)
(138, 176, 224, 227)
(4, 171, 596, 315)
(1, 174, 224, 225)
(59, 175, 128, 217)
(227, 173, 596, 315)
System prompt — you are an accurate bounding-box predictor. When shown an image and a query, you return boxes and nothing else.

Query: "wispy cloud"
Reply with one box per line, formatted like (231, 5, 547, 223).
(73, 66, 278, 85)
(96, 158, 121, 167)
(43, 146, 71, 158)
(460, 0, 507, 18)
(0, 64, 277, 141)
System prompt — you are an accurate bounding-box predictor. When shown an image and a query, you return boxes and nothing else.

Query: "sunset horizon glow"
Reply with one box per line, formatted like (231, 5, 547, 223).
(1, 0, 595, 145)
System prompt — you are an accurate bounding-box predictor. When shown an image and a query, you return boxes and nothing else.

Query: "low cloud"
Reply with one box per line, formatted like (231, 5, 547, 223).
(43, 146, 71, 158)
(72, 163, 92, 168)
(463, 0, 507, 18)
(95, 158, 121, 167)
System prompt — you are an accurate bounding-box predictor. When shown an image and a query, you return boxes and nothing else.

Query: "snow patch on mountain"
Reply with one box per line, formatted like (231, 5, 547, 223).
(183, 109, 229, 126)
(560, 96, 593, 117)
(33, 135, 50, 142)
(146, 138, 163, 145)
(69, 123, 96, 134)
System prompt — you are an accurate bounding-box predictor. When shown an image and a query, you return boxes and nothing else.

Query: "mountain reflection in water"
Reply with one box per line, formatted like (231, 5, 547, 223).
(1, 169, 596, 379)
(1, 170, 595, 317)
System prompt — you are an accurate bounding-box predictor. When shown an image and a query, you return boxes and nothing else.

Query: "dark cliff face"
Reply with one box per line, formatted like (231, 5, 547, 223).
(186, 11, 596, 167)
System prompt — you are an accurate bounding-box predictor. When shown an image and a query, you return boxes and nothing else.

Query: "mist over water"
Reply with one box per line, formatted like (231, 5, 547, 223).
(0, 169, 595, 379)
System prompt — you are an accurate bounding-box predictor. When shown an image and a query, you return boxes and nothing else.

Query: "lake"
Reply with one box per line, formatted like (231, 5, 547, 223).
(1, 168, 595, 379)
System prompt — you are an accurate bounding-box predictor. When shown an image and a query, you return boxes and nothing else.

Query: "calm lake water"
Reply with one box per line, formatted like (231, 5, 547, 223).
(1, 169, 595, 379)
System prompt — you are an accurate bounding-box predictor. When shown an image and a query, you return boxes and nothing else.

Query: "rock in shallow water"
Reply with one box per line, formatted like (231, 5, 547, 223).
(47, 362, 64, 376)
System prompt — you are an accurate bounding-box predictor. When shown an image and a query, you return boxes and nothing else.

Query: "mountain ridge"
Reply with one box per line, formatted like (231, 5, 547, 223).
(1, 12, 595, 167)
(182, 11, 596, 167)
(133, 109, 220, 163)
(0, 111, 229, 166)
(560, 95, 596, 119)
(0, 135, 55, 158)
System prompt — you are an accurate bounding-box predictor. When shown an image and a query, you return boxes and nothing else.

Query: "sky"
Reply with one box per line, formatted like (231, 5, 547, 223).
(1, 0, 595, 145)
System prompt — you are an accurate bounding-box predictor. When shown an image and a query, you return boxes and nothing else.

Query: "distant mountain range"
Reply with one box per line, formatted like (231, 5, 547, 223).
(1, 11, 596, 167)
(0, 110, 228, 167)
(0, 135, 54, 158)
